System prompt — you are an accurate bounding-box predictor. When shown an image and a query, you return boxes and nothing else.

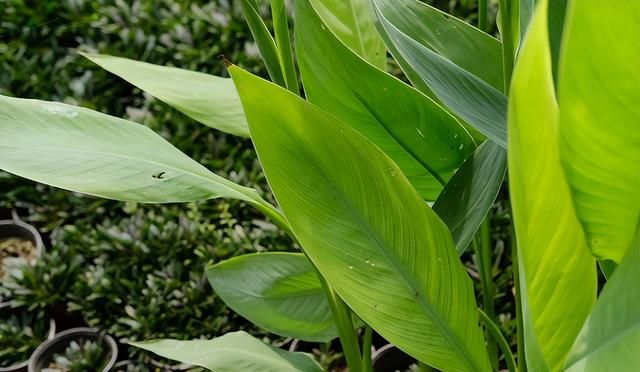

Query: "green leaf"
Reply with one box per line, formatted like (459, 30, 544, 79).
(229, 66, 490, 372)
(0, 95, 275, 214)
(82, 53, 249, 137)
(558, 0, 640, 263)
(296, 0, 476, 200)
(371, 0, 507, 148)
(239, 0, 285, 86)
(433, 141, 507, 255)
(508, 1, 597, 370)
(308, 0, 386, 69)
(131, 331, 323, 372)
(207, 252, 337, 342)
(564, 234, 640, 372)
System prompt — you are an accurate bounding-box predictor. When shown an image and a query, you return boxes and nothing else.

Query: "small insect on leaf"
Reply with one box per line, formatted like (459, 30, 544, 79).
(152, 171, 166, 179)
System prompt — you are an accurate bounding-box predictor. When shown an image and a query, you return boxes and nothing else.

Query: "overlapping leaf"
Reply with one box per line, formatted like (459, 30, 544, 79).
(558, 0, 640, 263)
(83, 53, 249, 137)
(297, 0, 475, 200)
(564, 236, 640, 372)
(309, 0, 385, 69)
(433, 141, 506, 254)
(371, 0, 507, 148)
(508, 1, 597, 370)
(229, 66, 490, 372)
(132, 331, 322, 372)
(207, 253, 337, 342)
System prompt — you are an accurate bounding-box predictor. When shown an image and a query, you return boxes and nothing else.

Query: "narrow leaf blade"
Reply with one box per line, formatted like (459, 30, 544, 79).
(207, 252, 337, 342)
(82, 53, 249, 137)
(132, 331, 322, 372)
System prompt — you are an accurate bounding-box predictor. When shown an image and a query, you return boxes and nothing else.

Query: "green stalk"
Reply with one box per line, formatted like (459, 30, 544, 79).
(473, 218, 498, 369)
(318, 275, 363, 372)
(478, 309, 518, 372)
(362, 326, 373, 372)
(511, 224, 527, 372)
(270, 0, 300, 95)
(497, 0, 517, 90)
(478, 0, 488, 32)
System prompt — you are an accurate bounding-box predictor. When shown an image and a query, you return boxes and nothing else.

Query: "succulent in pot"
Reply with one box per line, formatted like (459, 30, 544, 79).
(0, 307, 55, 372)
(28, 328, 117, 372)
(0, 219, 43, 285)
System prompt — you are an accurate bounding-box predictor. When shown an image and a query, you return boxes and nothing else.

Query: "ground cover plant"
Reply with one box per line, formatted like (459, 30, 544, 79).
(0, 0, 638, 372)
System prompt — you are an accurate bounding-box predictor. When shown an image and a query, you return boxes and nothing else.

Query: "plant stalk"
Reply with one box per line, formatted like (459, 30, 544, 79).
(478, 308, 518, 372)
(511, 223, 527, 372)
(318, 275, 363, 372)
(478, 0, 488, 32)
(474, 218, 498, 369)
(270, 0, 300, 95)
(497, 0, 517, 90)
(362, 326, 373, 372)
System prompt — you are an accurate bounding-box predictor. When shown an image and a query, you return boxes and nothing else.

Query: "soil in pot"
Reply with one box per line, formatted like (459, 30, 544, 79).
(29, 328, 117, 372)
(0, 238, 36, 279)
(0, 309, 54, 371)
(372, 344, 420, 372)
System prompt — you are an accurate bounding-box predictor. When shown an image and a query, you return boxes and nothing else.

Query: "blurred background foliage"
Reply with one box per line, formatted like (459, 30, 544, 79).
(0, 0, 508, 369)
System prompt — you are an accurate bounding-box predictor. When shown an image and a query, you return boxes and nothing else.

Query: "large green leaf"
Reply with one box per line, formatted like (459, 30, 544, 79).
(0, 95, 278, 218)
(371, 0, 507, 148)
(131, 331, 323, 372)
(207, 252, 337, 342)
(296, 0, 475, 200)
(564, 235, 640, 372)
(558, 0, 640, 264)
(82, 53, 249, 137)
(229, 66, 490, 372)
(308, 0, 386, 69)
(508, 2, 597, 370)
(433, 141, 507, 255)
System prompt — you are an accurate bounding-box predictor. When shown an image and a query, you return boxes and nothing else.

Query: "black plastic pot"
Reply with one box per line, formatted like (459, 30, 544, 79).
(0, 306, 56, 372)
(28, 327, 118, 372)
(372, 344, 417, 372)
(0, 219, 44, 301)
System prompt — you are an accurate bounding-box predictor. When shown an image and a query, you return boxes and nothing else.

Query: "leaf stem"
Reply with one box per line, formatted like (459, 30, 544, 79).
(473, 218, 498, 369)
(478, 0, 488, 32)
(511, 223, 527, 372)
(362, 326, 373, 372)
(498, 0, 517, 90)
(270, 0, 300, 95)
(318, 274, 363, 372)
(478, 308, 518, 372)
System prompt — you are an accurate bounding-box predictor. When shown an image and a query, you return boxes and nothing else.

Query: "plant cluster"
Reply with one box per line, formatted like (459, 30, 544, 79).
(44, 339, 109, 372)
(1, 0, 638, 372)
(0, 309, 50, 367)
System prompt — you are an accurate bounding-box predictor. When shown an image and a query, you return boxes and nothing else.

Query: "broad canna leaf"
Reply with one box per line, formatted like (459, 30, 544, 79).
(564, 235, 640, 372)
(229, 66, 491, 372)
(433, 141, 507, 255)
(131, 331, 323, 372)
(207, 252, 337, 342)
(371, 0, 507, 148)
(308, 0, 386, 69)
(82, 53, 249, 137)
(296, 0, 475, 200)
(508, 1, 597, 370)
(0, 95, 279, 218)
(558, 0, 640, 264)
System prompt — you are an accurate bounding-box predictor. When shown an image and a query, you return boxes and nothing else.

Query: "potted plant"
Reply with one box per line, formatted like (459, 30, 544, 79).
(0, 308, 55, 372)
(0, 218, 43, 289)
(28, 328, 117, 372)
